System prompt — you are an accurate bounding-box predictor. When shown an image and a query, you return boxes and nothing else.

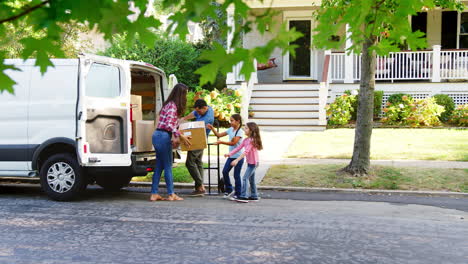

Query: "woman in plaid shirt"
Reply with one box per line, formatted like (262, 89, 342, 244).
(150, 83, 191, 201)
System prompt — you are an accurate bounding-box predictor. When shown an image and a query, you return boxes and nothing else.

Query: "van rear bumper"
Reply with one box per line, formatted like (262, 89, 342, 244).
(86, 153, 155, 177)
(132, 152, 155, 176)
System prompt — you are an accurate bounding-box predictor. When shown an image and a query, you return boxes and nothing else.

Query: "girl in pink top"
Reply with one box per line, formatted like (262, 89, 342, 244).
(225, 122, 263, 203)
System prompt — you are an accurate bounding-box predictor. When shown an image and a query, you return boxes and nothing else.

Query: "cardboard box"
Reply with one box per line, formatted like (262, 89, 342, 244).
(132, 120, 155, 152)
(130, 95, 143, 121)
(179, 121, 207, 151)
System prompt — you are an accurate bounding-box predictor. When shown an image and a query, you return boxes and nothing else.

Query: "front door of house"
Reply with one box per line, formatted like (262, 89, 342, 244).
(284, 19, 315, 80)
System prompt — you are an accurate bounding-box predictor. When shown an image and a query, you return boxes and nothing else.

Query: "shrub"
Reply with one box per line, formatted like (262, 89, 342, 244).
(382, 97, 444, 127)
(433, 94, 455, 122)
(381, 95, 414, 124)
(406, 97, 444, 127)
(103, 34, 225, 90)
(326, 94, 356, 126)
(450, 104, 468, 127)
(387, 93, 413, 105)
(185, 87, 242, 127)
(345, 90, 383, 120)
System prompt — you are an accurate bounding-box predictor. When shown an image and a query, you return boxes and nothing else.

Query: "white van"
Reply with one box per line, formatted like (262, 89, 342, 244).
(0, 54, 169, 200)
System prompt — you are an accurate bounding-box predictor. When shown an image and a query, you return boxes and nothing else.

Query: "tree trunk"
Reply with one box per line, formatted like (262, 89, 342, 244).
(343, 37, 376, 176)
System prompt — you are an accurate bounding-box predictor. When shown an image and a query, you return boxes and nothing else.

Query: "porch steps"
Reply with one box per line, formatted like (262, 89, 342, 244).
(248, 83, 325, 131)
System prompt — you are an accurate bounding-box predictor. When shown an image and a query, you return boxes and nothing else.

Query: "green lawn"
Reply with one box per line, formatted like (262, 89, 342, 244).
(286, 128, 468, 161)
(133, 163, 194, 183)
(263, 164, 468, 192)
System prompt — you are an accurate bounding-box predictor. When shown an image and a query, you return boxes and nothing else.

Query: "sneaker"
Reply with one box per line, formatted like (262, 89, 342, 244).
(235, 197, 249, 203)
(229, 195, 238, 201)
(223, 191, 235, 199)
(248, 197, 259, 202)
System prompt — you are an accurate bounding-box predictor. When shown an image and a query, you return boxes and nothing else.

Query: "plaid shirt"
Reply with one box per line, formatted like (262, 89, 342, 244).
(157, 101, 180, 137)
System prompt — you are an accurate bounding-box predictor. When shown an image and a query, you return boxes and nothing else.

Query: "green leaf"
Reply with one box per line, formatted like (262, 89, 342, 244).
(20, 37, 64, 74)
(0, 54, 20, 94)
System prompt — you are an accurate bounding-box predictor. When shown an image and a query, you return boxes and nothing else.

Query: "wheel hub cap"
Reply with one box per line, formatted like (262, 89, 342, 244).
(47, 162, 75, 193)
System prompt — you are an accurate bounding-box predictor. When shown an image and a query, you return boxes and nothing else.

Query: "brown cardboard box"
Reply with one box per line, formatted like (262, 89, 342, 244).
(179, 121, 207, 151)
(132, 120, 155, 152)
(131, 95, 143, 121)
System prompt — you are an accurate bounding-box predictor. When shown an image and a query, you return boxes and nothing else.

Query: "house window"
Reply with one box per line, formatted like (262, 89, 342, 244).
(460, 13, 468, 49)
(411, 12, 427, 36)
(442, 11, 468, 49)
(442, 11, 457, 49)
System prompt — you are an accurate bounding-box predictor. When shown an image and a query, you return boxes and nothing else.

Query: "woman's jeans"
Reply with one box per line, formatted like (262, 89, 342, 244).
(222, 157, 244, 196)
(151, 130, 174, 195)
(240, 163, 259, 199)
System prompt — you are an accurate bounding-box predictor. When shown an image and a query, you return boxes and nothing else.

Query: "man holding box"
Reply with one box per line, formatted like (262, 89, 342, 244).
(182, 99, 214, 196)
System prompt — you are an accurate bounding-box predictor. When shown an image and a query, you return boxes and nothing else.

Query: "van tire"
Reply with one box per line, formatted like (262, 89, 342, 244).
(95, 173, 133, 191)
(39, 153, 87, 201)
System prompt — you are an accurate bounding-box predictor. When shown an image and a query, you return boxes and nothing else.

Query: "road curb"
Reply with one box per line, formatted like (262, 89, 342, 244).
(2, 179, 466, 198)
(128, 182, 468, 198)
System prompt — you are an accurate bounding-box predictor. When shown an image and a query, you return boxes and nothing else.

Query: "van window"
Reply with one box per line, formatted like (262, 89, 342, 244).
(85, 63, 121, 98)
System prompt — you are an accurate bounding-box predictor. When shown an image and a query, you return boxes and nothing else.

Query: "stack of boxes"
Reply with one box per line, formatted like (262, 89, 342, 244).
(131, 95, 155, 152)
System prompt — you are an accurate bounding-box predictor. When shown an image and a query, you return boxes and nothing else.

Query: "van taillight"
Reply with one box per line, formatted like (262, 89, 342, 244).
(84, 144, 87, 154)
(130, 105, 134, 145)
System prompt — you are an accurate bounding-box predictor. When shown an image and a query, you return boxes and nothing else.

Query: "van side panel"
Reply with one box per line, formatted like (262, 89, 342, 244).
(0, 64, 31, 171)
(27, 62, 79, 169)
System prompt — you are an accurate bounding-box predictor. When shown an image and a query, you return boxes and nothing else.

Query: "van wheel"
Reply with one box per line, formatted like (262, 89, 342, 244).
(95, 173, 133, 191)
(39, 153, 87, 201)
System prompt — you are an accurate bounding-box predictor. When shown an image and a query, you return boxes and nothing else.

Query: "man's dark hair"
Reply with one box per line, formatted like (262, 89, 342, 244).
(193, 99, 208, 109)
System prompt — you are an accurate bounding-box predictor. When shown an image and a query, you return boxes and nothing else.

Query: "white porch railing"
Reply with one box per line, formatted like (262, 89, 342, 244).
(330, 46, 468, 82)
(440, 50, 468, 79)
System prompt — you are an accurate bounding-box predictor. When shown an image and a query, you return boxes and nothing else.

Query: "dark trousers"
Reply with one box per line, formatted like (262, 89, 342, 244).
(222, 157, 244, 196)
(186, 149, 204, 189)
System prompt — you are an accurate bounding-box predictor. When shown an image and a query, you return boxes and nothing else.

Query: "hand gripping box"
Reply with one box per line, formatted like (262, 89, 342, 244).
(179, 121, 207, 151)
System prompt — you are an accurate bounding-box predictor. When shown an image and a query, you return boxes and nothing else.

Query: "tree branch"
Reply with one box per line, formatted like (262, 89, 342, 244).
(0, 0, 50, 25)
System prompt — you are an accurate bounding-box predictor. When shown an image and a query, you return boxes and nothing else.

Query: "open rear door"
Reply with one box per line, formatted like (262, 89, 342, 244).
(76, 55, 132, 167)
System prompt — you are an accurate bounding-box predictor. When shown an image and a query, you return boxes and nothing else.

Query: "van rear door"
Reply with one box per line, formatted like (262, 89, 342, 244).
(76, 55, 131, 167)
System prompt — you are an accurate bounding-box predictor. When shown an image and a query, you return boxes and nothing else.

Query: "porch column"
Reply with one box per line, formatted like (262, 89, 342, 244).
(344, 24, 354, 83)
(226, 4, 237, 84)
(432, 45, 441, 82)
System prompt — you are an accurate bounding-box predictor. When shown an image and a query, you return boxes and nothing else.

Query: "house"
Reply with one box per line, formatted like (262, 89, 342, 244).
(227, 0, 468, 131)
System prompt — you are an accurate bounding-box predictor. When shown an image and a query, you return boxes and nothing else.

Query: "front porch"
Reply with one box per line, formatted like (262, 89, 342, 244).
(228, 48, 468, 131)
(226, 2, 468, 130)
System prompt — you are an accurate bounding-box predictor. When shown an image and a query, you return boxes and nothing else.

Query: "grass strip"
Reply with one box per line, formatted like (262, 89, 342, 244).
(263, 164, 468, 192)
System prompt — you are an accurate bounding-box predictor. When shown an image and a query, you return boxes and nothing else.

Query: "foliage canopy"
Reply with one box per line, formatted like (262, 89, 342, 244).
(0, 0, 301, 94)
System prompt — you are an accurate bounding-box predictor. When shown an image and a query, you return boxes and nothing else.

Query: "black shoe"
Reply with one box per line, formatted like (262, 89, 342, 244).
(248, 197, 259, 202)
(235, 197, 249, 203)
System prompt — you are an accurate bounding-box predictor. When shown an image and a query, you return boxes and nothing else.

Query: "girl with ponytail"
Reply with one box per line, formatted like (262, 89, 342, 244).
(207, 114, 244, 199)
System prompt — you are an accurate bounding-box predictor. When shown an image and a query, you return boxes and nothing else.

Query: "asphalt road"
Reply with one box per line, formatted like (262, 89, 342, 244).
(0, 184, 467, 264)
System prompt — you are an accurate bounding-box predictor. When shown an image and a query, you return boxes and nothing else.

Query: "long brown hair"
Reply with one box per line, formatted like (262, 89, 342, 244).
(162, 83, 188, 117)
(246, 122, 263, 150)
